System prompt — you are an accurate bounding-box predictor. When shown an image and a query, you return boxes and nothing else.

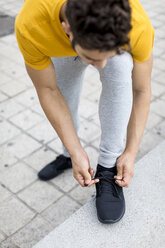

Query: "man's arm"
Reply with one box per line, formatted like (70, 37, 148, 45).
(114, 54, 153, 187)
(25, 62, 99, 187)
(126, 53, 153, 156)
(26, 62, 82, 156)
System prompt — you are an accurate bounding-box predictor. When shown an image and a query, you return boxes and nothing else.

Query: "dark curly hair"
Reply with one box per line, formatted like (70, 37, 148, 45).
(65, 0, 132, 52)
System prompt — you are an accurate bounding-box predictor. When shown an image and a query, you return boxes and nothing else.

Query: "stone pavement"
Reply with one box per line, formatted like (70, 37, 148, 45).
(0, 0, 165, 247)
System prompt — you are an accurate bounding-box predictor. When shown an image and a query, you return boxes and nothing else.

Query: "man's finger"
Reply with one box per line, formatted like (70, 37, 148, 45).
(87, 178, 99, 187)
(115, 177, 130, 187)
(83, 170, 92, 186)
(115, 164, 123, 180)
(76, 174, 86, 187)
(89, 168, 94, 178)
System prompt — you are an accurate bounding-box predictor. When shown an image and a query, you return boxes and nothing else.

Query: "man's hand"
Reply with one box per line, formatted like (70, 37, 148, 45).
(114, 152, 135, 187)
(71, 149, 99, 187)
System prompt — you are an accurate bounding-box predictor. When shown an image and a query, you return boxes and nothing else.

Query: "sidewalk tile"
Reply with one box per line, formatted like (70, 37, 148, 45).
(0, 232, 5, 243)
(0, 81, 27, 97)
(150, 99, 165, 117)
(69, 184, 95, 205)
(13, 88, 39, 107)
(0, 42, 21, 61)
(9, 109, 44, 131)
(30, 103, 46, 117)
(0, 162, 37, 193)
(0, 92, 8, 102)
(2, 63, 25, 80)
(153, 120, 165, 138)
(0, 34, 17, 46)
(0, 238, 19, 248)
(151, 67, 161, 79)
(87, 89, 101, 104)
(51, 169, 78, 193)
(83, 66, 98, 82)
(18, 74, 33, 88)
(47, 137, 86, 154)
(18, 181, 63, 213)
(46, 138, 63, 154)
(152, 19, 163, 29)
(86, 113, 100, 127)
(0, 72, 12, 85)
(0, 143, 18, 172)
(41, 196, 81, 228)
(156, 29, 165, 39)
(0, 119, 20, 145)
(156, 14, 165, 22)
(156, 71, 165, 85)
(79, 98, 98, 118)
(153, 46, 164, 57)
(0, 196, 35, 236)
(153, 58, 165, 72)
(146, 111, 163, 130)
(81, 78, 101, 98)
(84, 146, 99, 171)
(161, 94, 165, 100)
(2, 133, 41, 159)
(10, 216, 53, 248)
(27, 120, 58, 144)
(151, 81, 165, 97)
(0, 185, 12, 204)
(24, 147, 57, 171)
(92, 136, 101, 151)
(0, 99, 24, 118)
(78, 119, 101, 143)
(138, 131, 164, 158)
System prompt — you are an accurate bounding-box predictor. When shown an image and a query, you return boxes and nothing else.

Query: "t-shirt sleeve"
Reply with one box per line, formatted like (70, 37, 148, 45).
(131, 20, 155, 63)
(15, 23, 51, 70)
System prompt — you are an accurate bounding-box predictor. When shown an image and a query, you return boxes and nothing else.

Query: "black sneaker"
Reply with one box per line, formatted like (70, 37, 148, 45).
(38, 155, 72, 181)
(94, 164, 125, 224)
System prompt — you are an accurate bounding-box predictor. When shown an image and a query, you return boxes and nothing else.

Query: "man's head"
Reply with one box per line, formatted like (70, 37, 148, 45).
(62, 0, 132, 68)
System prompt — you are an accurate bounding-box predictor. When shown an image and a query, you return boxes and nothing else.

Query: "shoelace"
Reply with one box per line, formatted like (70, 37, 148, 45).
(92, 171, 121, 198)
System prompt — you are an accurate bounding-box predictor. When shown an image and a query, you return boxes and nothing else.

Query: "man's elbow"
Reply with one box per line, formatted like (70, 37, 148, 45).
(133, 85, 152, 103)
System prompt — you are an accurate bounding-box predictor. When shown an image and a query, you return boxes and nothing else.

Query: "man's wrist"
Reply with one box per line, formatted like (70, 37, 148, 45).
(123, 148, 137, 162)
(69, 144, 85, 159)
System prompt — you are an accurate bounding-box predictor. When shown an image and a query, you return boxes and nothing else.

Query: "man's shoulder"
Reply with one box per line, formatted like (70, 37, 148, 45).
(15, 0, 62, 32)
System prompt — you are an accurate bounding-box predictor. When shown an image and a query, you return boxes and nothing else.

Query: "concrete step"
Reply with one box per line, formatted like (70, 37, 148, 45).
(33, 141, 165, 248)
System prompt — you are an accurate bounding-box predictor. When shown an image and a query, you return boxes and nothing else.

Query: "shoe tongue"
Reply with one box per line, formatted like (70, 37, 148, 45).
(99, 171, 115, 194)
(102, 170, 114, 177)
(98, 169, 116, 179)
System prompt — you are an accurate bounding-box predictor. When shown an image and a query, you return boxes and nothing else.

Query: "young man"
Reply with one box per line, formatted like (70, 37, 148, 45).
(15, 0, 154, 223)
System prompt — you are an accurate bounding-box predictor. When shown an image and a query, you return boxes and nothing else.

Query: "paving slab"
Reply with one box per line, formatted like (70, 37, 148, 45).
(51, 169, 78, 193)
(10, 215, 53, 248)
(23, 147, 57, 171)
(18, 181, 63, 213)
(0, 232, 6, 243)
(0, 196, 35, 236)
(0, 119, 20, 145)
(41, 196, 81, 228)
(0, 12, 15, 37)
(9, 109, 44, 131)
(0, 161, 37, 193)
(1, 133, 41, 159)
(33, 140, 165, 248)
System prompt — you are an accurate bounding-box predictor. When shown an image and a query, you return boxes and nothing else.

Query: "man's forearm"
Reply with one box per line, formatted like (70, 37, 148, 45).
(124, 90, 151, 158)
(38, 87, 83, 157)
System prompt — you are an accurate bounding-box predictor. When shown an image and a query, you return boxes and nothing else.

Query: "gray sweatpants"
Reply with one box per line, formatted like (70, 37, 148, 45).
(52, 52, 133, 168)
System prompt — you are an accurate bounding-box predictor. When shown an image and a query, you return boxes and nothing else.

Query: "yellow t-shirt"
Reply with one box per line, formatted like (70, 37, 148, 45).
(15, 0, 155, 70)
